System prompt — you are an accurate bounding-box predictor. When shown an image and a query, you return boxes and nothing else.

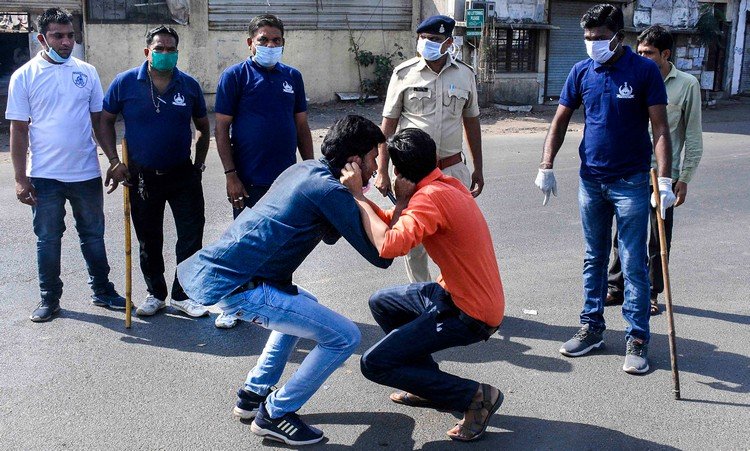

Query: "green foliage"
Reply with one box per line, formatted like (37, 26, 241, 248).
(349, 36, 404, 102)
(696, 4, 726, 47)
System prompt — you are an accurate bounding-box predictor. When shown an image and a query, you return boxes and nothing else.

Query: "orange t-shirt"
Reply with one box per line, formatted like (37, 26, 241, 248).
(378, 168, 505, 327)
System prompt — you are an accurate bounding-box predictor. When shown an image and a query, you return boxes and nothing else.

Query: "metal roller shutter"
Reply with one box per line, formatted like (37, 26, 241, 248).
(546, 1, 593, 97)
(1, 1, 82, 13)
(208, 0, 412, 31)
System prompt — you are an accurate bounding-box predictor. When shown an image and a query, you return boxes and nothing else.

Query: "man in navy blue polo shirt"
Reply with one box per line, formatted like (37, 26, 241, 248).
(534, 4, 676, 374)
(99, 25, 211, 319)
(214, 13, 314, 328)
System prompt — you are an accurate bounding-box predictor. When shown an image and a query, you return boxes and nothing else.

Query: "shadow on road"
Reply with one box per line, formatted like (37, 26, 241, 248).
(245, 411, 417, 449)
(64, 308, 749, 396)
(421, 415, 680, 450)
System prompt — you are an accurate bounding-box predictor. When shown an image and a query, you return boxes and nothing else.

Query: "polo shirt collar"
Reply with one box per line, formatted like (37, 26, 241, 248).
(136, 60, 184, 85)
(416, 168, 444, 190)
(249, 57, 281, 72)
(593, 45, 634, 72)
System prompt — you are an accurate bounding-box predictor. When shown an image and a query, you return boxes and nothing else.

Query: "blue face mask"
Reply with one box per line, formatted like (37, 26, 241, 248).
(253, 45, 283, 68)
(41, 35, 70, 63)
(417, 37, 448, 62)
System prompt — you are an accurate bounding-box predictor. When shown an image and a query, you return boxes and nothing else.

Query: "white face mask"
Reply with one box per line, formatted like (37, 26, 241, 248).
(417, 37, 448, 61)
(585, 34, 619, 64)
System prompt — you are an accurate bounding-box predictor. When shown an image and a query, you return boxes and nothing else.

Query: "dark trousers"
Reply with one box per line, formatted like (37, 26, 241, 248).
(232, 185, 270, 219)
(608, 203, 674, 299)
(128, 162, 205, 301)
(360, 282, 485, 413)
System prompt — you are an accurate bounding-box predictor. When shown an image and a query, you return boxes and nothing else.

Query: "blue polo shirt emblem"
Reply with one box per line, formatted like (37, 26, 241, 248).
(617, 82, 634, 99)
(72, 72, 88, 88)
(282, 81, 294, 94)
(172, 93, 186, 106)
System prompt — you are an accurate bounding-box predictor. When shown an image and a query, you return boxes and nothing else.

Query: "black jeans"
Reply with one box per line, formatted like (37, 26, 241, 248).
(128, 161, 205, 301)
(232, 185, 270, 219)
(608, 203, 674, 299)
(360, 282, 487, 413)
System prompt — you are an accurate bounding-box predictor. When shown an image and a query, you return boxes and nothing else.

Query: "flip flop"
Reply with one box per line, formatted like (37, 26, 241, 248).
(447, 384, 504, 442)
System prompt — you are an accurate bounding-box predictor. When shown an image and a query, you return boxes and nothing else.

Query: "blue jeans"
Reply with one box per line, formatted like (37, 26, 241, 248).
(360, 283, 484, 412)
(578, 172, 651, 342)
(31, 177, 114, 303)
(216, 283, 361, 419)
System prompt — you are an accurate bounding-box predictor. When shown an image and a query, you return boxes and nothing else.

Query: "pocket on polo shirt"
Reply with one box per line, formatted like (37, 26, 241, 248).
(406, 87, 436, 115)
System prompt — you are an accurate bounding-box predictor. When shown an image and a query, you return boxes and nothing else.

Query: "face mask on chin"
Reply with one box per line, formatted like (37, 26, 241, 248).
(417, 37, 448, 62)
(253, 45, 283, 67)
(41, 35, 70, 63)
(585, 34, 619, 64)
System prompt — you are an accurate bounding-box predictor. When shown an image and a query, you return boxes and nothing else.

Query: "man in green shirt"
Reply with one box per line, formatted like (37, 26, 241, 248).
(607, 25, 703, 314)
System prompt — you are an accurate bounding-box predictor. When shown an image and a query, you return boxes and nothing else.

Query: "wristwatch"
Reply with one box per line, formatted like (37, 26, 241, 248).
(195, 162, 206, 172)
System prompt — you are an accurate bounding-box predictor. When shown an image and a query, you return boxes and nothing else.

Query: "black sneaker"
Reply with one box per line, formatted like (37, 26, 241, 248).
(623, 337, 649, 374)
(30, 300, 60, 322)
(233, 387, 271, 419)
(559, 324, 604, 357)
(250, 402, 324, 446)
(91, 290, 126, 310)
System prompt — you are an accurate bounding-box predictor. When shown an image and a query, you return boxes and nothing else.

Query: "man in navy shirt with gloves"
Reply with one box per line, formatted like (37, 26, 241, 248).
(535, 4, 676, 374)
(214, 13, 314, 328)
(99, 25, 211, 319)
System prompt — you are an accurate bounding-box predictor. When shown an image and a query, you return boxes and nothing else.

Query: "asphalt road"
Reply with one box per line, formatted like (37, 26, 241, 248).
(0, 112, 748, 450)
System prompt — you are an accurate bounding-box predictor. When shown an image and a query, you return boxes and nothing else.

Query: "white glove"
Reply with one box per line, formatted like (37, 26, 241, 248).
(650, 177, 676, 219)
(535, 169, 557, 206)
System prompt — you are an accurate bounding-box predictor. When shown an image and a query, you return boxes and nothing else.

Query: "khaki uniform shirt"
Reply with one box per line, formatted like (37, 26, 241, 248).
(383, 56, 480, 159)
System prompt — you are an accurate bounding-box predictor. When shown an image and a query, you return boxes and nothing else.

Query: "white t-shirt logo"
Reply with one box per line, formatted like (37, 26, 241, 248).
(172, 93, 186, 106)
(282, 81, 294, 94)
(72, 72, 88, 88)
(617, 82, 634, 99)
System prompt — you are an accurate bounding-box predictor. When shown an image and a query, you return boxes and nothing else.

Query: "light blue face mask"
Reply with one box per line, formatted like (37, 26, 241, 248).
(417, 37, 448, 62)
(253, 45, 283, 68)
(41, 35, 70, 64)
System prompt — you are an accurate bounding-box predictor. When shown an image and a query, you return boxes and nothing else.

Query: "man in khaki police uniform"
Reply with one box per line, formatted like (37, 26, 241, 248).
(375, 15, 485, 283)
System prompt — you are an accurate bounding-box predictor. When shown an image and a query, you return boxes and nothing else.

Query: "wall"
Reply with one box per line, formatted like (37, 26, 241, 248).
(85, 0, 416, 105)
(633, 0, 700, 28)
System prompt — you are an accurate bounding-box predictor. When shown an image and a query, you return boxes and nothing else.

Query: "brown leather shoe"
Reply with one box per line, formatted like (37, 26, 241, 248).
(605, 292, 623, 306)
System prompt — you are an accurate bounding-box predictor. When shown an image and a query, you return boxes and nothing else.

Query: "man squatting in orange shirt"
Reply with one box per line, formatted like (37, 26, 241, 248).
(340, 128, 505, 442)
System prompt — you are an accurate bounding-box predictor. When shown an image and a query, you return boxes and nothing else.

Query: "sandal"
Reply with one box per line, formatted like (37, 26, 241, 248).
(447, 384, 504, 442)
(390, 391, 444, 410)
(650, 298, 661, 316)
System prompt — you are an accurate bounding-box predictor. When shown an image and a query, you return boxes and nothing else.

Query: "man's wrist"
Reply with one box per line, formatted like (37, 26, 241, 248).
(539, 162, 553, 170)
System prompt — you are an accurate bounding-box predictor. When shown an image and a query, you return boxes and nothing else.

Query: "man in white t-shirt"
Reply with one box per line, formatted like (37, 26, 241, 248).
(6, 8, 129, 322)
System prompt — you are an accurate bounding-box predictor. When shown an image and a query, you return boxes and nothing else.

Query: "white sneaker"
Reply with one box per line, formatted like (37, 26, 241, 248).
(215, 312, 239, 329)
(170, 298, 209, 318)
(136, 295, 166, 316)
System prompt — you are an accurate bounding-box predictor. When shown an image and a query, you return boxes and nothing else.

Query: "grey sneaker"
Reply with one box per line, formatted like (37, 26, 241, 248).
(623, 337, 649, 374)
(559, 324, 604, 357)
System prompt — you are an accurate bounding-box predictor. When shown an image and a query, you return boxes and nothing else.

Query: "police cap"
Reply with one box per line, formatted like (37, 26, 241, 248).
(416, 15, 455, 37)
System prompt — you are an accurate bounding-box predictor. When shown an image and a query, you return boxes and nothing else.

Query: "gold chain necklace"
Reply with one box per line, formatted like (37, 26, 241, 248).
(147, 68, 161, 113)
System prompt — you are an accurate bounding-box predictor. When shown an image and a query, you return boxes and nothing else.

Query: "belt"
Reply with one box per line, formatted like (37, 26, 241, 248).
(229, 280, 258, 296)
(458, 311, 499, 341)
(437, 153, 463, 170)
(134, 159, 192, 176)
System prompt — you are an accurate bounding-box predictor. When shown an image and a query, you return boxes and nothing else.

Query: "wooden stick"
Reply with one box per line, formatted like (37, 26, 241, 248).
(650, 169, 680, 399)
(122, 139, 133, 329)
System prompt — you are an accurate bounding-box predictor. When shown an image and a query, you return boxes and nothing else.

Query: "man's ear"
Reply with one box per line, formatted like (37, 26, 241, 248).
(346, 155, 363, 167)
(394, 167, 401, 176)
